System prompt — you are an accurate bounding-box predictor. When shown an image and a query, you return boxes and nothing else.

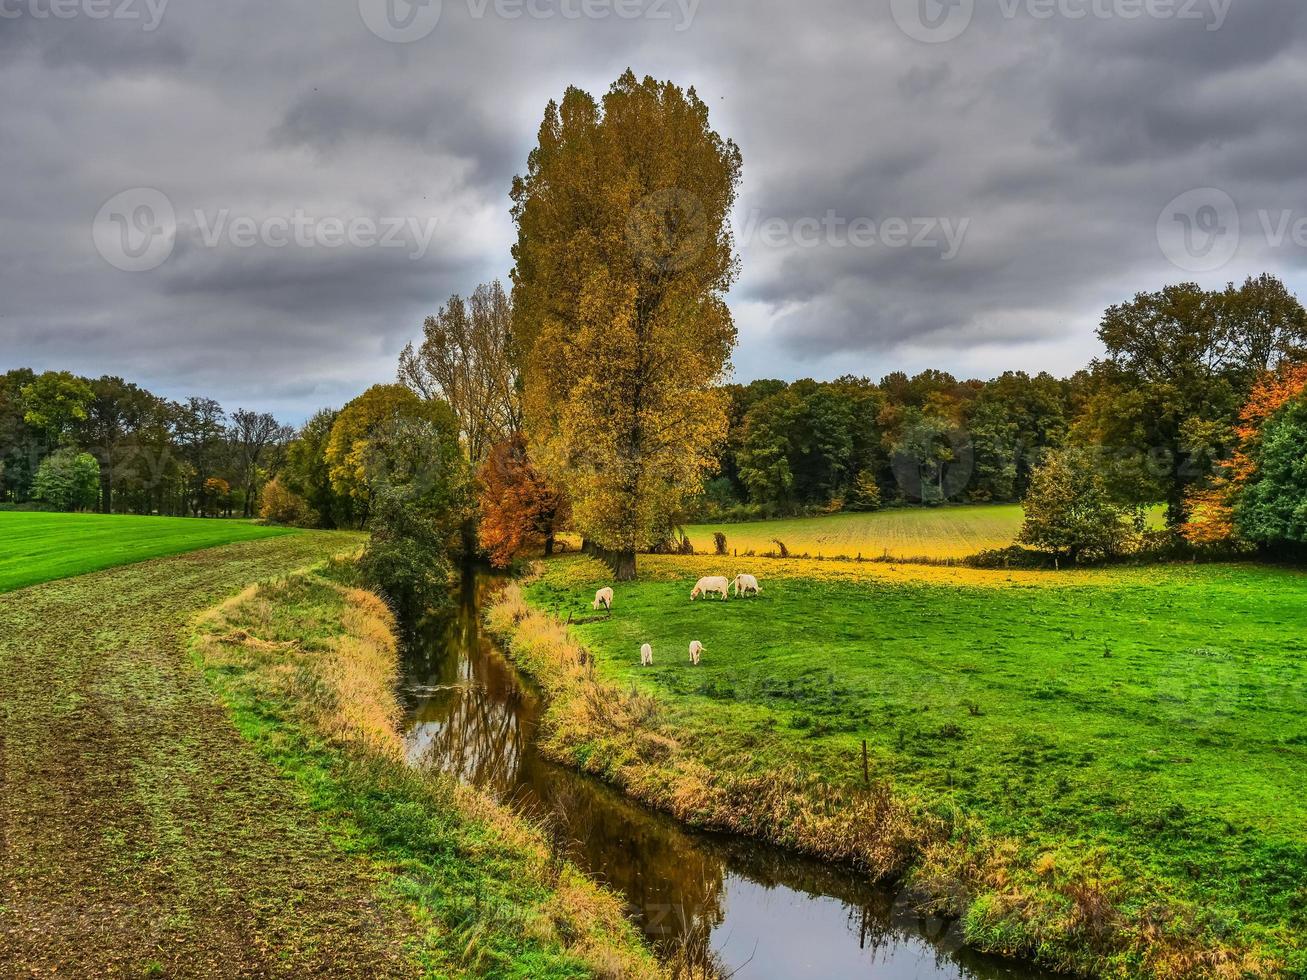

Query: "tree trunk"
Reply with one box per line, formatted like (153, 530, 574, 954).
(543, 532, 555, 557)
(599, 548, 637, 582)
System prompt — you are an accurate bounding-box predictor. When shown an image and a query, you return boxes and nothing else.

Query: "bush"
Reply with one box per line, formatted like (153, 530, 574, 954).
(32, 449, 99, 512)
(259, 475, 317, 526)
(358, 487, 455, 624)
(1019, 448, 1134, 563)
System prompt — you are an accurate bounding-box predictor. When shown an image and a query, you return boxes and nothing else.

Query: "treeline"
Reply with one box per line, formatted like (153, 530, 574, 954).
(10, 73, 1307, 584)
(0, 369, 292, 517)
(702, 275, 1307, 541)
(705, 369, 1079, 518)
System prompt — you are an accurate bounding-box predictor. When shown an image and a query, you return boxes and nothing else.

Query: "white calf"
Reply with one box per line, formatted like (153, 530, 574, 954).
(689, 640, 704, 665)
(640, 643, 654, 667)
(593, 587, 614, 611)
(690, 576, 730, 601)
(732, 574, 761, 597)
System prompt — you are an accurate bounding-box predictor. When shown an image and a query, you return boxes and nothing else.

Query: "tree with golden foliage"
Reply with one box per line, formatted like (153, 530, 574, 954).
(324, 384, 444, 522)
(510, 71, 741, 579)
(477, 435, 568, 568)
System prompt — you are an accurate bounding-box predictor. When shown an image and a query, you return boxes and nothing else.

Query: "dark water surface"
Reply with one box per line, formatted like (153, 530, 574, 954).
(399, 576, 1051, 979)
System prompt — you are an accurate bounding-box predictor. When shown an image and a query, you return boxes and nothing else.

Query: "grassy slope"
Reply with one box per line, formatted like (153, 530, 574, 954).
(0, 531, 415, 978)
(519, 555, 1307, 975)
(0, 510, 294, 593)
(0, 530, 653, 978)
(681, 505, 1025, 560)
(196, 571, 661, 980)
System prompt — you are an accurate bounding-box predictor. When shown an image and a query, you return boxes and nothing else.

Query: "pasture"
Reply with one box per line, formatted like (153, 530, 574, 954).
(525, 554, 1307, 972)
(681, 504, 1024, 560)
(0, 511, 295, 593)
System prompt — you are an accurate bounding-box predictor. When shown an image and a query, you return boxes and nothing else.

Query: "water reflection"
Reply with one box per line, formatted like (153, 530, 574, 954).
(399, 576, 1049, 980)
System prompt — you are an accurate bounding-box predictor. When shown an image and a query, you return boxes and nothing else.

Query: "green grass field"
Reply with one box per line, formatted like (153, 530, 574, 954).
(524, 554, 1307, 973)
(682, 505, 1025, 559)
(0, 511, 295, 593)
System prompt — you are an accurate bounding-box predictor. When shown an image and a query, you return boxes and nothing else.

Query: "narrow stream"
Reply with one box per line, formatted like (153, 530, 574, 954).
(399, 575, 1051, 979)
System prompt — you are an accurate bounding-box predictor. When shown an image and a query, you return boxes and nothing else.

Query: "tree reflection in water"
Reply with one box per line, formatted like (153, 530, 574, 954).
(398, 575, 1052, 980)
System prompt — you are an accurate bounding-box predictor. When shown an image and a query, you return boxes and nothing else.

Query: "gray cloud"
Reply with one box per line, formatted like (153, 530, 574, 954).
(2, 0, 1306, 422)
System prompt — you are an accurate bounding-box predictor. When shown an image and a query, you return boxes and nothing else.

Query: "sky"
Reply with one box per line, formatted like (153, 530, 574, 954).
(3, 0, 1306, 422)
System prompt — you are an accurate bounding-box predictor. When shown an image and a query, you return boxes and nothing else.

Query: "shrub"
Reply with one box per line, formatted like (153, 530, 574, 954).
(32, 448, 99, 512)
(1019, 449, 1133, 563)
(259, 475, 317, 526)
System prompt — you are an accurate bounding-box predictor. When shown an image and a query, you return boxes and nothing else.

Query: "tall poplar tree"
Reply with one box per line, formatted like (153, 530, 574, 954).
(510, 70, 742, 579)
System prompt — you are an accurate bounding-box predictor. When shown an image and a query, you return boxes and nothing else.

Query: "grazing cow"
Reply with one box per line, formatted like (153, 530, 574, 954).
(689, 640, 704, 665)
(690, 576, 730, 601)
(640, 643, 654, 667)
(593, 587, 614, 612)
(732, 574, 761, 597)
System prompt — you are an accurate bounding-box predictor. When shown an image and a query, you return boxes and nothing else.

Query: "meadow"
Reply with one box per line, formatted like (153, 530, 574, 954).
(0, 510, 294, 593)
(681, 505, 1025, 560)
(516, 553, 1307, 974)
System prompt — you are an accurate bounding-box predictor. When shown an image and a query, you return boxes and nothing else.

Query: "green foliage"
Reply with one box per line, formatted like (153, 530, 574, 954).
(283, 408, 353, 528)
(20, 370, 94, 442)
(31, 448, 100, 512)
(357, 413, 471, 622)
(1236, 396, 1307, 546)
(1084, 276, 1307, 525)
(325, 384, 437, 509)
(1020, 449, 1132, 562)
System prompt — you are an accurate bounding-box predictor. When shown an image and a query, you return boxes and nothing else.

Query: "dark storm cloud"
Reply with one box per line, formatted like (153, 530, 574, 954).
(2, 0, 1307, 419)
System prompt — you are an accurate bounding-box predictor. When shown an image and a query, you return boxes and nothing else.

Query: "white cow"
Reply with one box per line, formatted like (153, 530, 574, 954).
(689, 640, 704, 666)
(690, 576, 730, 601)
(593, 587, 614, 612)
(640, 643, 654, 667)
(732, 574, 762, 597)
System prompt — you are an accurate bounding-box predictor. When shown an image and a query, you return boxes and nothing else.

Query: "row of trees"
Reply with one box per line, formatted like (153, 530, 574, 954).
(0, 369, 292, 517)
(704, 275, 1307, 528)
(10, 73, 1307, 589)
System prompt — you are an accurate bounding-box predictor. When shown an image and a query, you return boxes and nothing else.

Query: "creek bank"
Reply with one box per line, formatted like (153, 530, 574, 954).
(485, 567, 1278, 979)
(194, 568, 663, 980)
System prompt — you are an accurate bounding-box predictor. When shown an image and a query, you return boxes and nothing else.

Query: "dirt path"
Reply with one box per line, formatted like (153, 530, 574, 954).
(0, 534, 418, 979)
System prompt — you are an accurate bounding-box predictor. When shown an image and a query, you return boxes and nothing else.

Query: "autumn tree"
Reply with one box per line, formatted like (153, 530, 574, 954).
(1182, 362, 1307, 546)
(357, 412, 472, 621)
(1082, 277, 1307, 526)
(229, 408, 293, 518)
(399, 280, 522, 465)
(510, 71, 741, 579)
(477, 434, 568, 568)
(284, 408, 353, 528)
(1020, 448, 1132, 563)
(324, 384, 438, 521)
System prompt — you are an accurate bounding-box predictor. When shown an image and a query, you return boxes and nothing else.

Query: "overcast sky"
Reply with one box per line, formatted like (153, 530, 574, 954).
(3, 0, 1306, 421)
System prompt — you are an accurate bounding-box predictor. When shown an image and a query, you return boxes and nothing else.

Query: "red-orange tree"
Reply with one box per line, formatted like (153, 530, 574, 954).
(477, 435, 568, 568)
(1182, 362, 1307, 544)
